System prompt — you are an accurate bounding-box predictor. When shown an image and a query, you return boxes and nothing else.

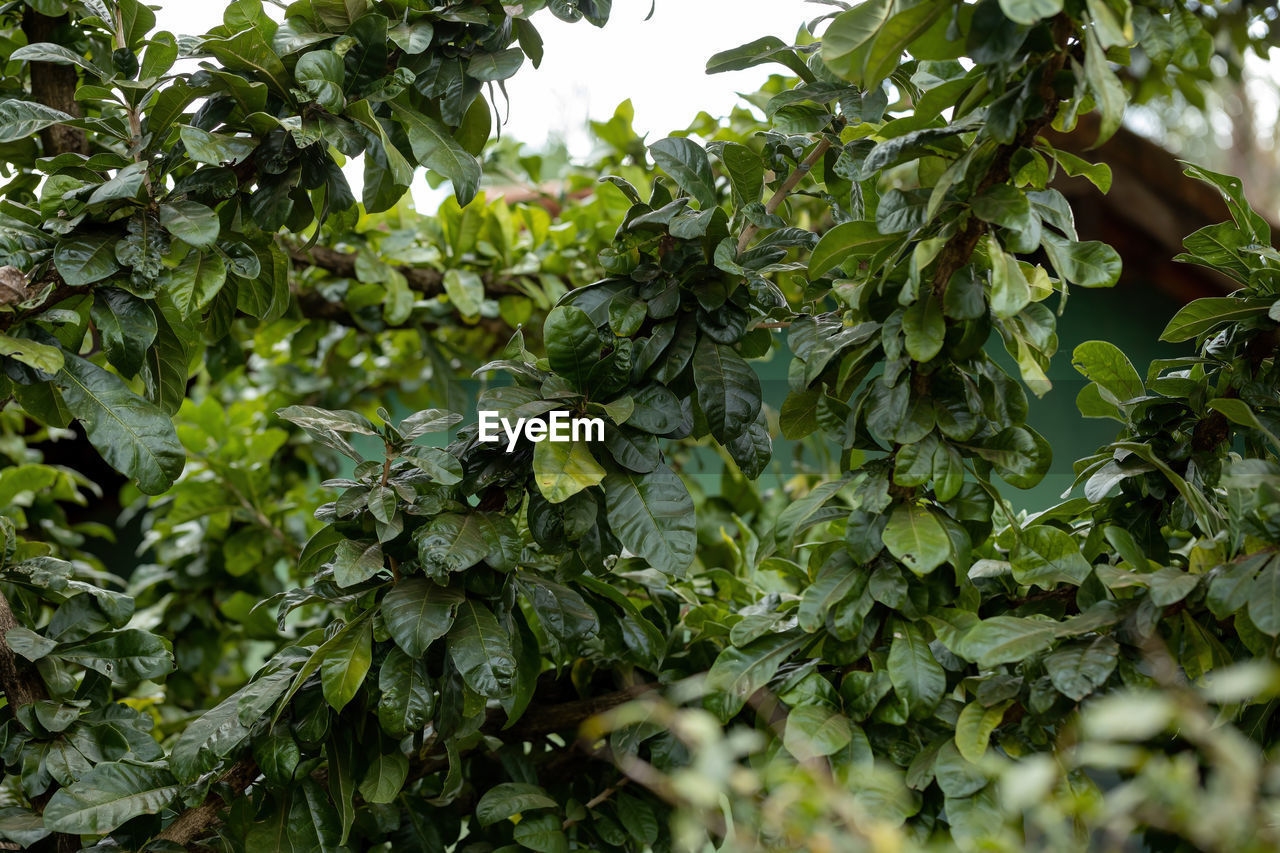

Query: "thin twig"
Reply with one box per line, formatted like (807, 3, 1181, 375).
(737, 137, 833, 254)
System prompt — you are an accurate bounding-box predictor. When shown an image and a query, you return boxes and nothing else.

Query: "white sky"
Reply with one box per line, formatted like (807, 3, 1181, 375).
(153, 0, 818, 209)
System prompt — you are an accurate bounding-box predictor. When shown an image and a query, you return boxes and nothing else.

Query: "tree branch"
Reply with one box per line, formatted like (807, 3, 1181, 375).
(20, 9, 88, 157)
(737, 137, 833, 254)
(285, 242, 520, 299)
(931, 16, 1074, 298)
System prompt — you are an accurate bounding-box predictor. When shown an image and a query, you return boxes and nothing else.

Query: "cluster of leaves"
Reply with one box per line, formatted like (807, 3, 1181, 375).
(0, 0, 1278, 851)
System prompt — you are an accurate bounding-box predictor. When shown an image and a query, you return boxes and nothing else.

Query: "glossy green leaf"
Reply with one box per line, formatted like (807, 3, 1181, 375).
(320, 615, 373, 712)
(1011, 525, 1092, 588)
(160, 200, 220, 248)
(0, 99, 75, 144)
(358, 751, 409, 804)
(1045, 637, 1118, 700)
(390, 100, 482, 205)
(0, 333, 63, 375)
(448, 599, 516, 699)
(91, 289, 156, 377)
(888, 621, 945, 717)
(382, 578, 464, 658)
(881, 503, 950, 576)
(603, 467, 696, 576)
(809, 220, 898, 279)
(784, 705, 854, 761)
(476, 782, 558, 826)
(56, 354, 184, 495)
(43, 762, 178, 835)
(533, 439, 606, 504)
(54, 234, 119, 286)
(649, 137, 717, 208)
(693, 337, 761, 443)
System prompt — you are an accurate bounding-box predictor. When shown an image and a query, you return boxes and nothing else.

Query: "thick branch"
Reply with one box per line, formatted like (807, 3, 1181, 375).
(20, 10, 88, 156)
(931, 16, 1073, 298)
(159, 682, 657, 848)
(285, 242, 520, 299)
(0, 590, 46, 711)
(155, 758, 259, 846)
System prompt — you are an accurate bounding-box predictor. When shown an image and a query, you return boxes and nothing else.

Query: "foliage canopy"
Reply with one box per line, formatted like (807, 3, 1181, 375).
(0, 0, 1279, 851)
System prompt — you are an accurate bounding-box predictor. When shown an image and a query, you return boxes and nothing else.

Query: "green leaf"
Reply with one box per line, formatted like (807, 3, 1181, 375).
(402, 447, 465, 484)
(864, 3, 945, 90)
(784, 704, 854, 761)
(707, 36, 814, 81)
(693, 337, 761, 443)
(0, 99, 75, 144)
(358, 751, 409, 804)
(276, 405, 377, 436)
(544, 305, 600, 390)
(54, 234, 120, 286)
(1071, 340, 1143, 405)
(0, 333, 63, 375)
(179, 125, 257, 165)
(705, 631, 808, 721)
(382, 578, 464, 658)
(1159, 296, 1274, 343)
(467, 47, 524, 81)
(56, 354, 185, 495)
(997, 0, 1063, 26)
(476, 782, 558, 827)
(164, 250, 227, 317)
(1181, 161, 1271, 243)
(295, 49, 345, 112)
(1045, 636, 1118, 700)
(56, 629, 172, 682)
(390, 100, 482, 205)
(721, 142, 763, 205)
(513, 813, 569, 853)
(443, 268, 484, 318)
(649, 137, 717, 208)
(320, 615, 372, 712)
(956, 616, 1058, 667)
(414, 513, 494, 574)
(533, 440, 606, 504)
(809, 220, 898, 279)
(389, 20, 434, 54)
(448, 599, 516, 698)
(881, 503, 950, 576)
(603, 467, 696, 576)
(1046, 147, 1112, 193)
(955, 700, 1012, 763)
(43, 762, 177, 835)
(1041, 233, 1121, 288)
(821, 0, 892, 81)
(888, 621, 945, 717)
(254, 732, 300, 787)
(377, 647, 434, 736)
(160, 200, 220, 248)
(988, 236, 1030, 318)
(903, 296, 945, 362)
(1248, 560, 1280, 637)
(91, 289, 156, 377)
(331, 539, 383, 587)
(1011, 525, 1092, 588)
(170, 691, 251, 782)
(972, 184, 1032, 231)
(1083, 28, 1126, 143)
(201, 27, 291, 96)
(798, 562, 859, 633)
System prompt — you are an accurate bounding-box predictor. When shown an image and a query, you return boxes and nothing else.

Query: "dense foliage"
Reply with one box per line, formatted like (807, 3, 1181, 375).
(0, 0, 1278, 850)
